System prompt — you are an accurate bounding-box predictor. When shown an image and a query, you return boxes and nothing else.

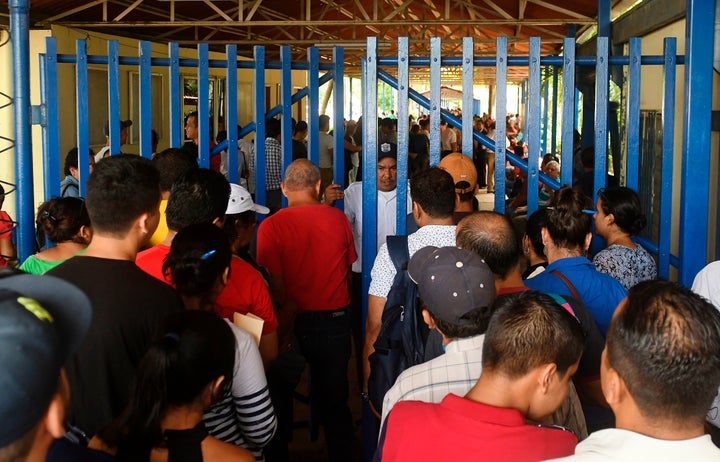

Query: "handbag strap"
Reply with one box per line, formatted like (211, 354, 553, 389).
(551, 270, 582, 302)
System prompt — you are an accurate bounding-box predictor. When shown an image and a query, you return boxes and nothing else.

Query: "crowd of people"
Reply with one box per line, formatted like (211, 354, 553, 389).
(1, 110, 720, 462)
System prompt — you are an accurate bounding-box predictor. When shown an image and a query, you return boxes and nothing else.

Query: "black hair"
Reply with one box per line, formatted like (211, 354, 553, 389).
(36, 197, 90, 245)
(542, 153, 559, 167)
(152, 148, 199, 192)
(163, 222, 232, 302)
(607, 280, 720, 424)
(428, 305, 493, 339)
(598, 186, 646, 235)
(483, 290, 585, 378)
(165, 168, 230, 231)
(525, 208, 548, 256)
(545, 186, 594, 251)
(185, 111, 198, 126)
(410, 167, 455, 219)
(64, 147, 94, 176)
(265, 118, 281, 139)
(456, 212, 520, 278)
(151, 129, 158, 149)
(294, 120, 308, 135)
(99, 310, 235, 450)
(85, 154, 160, 236)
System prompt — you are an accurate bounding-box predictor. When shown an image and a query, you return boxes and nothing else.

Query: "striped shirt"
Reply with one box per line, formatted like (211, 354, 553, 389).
(203, 321, 277, 461)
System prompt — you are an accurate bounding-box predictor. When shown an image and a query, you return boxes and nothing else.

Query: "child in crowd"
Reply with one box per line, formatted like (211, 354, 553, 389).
(0, 183, 16, 267)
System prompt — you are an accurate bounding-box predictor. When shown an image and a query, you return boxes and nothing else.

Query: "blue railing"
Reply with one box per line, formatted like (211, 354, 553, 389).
(16, 29, 715, 291)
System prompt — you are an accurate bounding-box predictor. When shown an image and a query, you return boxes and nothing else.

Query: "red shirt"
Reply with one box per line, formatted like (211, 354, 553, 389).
(0, 211, 12, 267)
(257, 204, 357, 312)
(377, 394, 577, 462)
(136, 245, 278, 334)
(216, 256, 278, 334)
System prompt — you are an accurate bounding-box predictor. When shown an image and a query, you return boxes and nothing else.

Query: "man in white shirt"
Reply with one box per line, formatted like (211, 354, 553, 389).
(548, 280, 720, 461)
(440, 120, 457, 157)
(94, 119, 132, 162)
(325, 142, 412, 388)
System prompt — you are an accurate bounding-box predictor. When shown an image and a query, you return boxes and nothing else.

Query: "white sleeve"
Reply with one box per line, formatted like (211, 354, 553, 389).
(368, 242, 396, 298)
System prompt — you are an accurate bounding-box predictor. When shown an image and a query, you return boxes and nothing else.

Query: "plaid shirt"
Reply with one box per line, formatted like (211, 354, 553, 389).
(249, 137, 282, 192)
(381, 334, 485, 428)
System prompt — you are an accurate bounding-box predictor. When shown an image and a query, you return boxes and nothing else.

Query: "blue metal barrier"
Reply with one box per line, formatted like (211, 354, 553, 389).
(361, 34, 701, 288)
(6, 27, 710, 291)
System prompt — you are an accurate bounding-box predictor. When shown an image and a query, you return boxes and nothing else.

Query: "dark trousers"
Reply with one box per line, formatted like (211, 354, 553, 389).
(295, 308, 356, 462)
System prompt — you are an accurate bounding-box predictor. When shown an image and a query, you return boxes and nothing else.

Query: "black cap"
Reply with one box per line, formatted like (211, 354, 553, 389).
(408, 246, 495, 326)
(0, 274, 91, 446)
(103, 119, 133, 136)
(378, 142, 398, 161)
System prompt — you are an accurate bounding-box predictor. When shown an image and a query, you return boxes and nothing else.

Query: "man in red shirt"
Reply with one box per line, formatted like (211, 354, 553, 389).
(375, 290, 584, 462)
(257, 159, 357, 461)
(136, 168, 279, 366)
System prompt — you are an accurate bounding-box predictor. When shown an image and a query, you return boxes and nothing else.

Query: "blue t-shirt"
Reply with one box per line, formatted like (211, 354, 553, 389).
(524, 256, 627, 335)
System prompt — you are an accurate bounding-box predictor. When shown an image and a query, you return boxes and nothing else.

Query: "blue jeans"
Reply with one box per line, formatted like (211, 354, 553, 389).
(295, 308, 356, 462)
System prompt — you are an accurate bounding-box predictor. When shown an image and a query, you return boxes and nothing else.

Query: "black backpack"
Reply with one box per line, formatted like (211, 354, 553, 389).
(368, 235, 428, 413)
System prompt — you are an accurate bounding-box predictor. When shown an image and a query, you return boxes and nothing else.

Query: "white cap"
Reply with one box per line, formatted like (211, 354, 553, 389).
(226, 183, 270, 215)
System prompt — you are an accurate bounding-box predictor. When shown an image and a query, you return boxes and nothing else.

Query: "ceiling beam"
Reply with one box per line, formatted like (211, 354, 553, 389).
(39, 0, 105, 24)
(50, 18, 595, 27)
(527, 0, 591, 20)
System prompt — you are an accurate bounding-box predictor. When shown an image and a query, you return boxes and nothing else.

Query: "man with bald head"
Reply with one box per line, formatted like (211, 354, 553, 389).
(257, 159, 357, 461)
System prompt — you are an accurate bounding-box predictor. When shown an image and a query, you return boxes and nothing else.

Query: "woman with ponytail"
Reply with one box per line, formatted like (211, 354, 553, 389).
(20, 197, 91, 274)
(162, 223, 276, 461)
(524, 186, 627, 336)
(92, 310, 254, 461)
(593, 186, 657, 289)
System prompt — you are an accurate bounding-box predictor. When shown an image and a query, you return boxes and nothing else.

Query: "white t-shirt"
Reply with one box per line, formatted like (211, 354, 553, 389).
(441, 127, 457, 151)
(691, 260, 720, 428)
(546, 428, 720, 461)
(318, 132, 334, 168)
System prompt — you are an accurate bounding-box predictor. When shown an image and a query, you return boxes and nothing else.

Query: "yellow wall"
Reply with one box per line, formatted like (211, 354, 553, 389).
(1, 24, 309, 216)
(0, 29, 52, 220)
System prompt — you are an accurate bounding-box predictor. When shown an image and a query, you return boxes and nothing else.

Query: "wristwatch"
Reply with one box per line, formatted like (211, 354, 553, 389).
(361, 391, 369, 402)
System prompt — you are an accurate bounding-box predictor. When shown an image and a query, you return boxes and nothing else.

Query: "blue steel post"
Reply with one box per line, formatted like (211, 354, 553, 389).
(38, 54, 49, 200)
(307, 47, 320, 166)
(333, 46, 345, 202)
(76, 40, 90, 195)
(9, 0, 34, 261)
(139, 41, 152, 158)
(396, 37, 409, 234)
(560, 37, 575, 187)
(362, 37, 379, 330)
(429, 37, 441, 165)
(541, 69, 549, 155)
(659, 38, 677, 280)
(44, 37, 60, 199)
(462, 37, 474, 157)
(626, 38, 642, 191)
(280, 46, 293, 208)
(551, 66, 559, 155)
(679, 0, 714, 285)
(226, 45, 239, 184)
(198, 43, 210, 168)
(495, 37, 509, 213)
(254, 46, 267, 208)
(594, 37, 610, 201)
(169, 43, 181, 148)
(108, 40, 120, 164)
(526, 37, 541, 215)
